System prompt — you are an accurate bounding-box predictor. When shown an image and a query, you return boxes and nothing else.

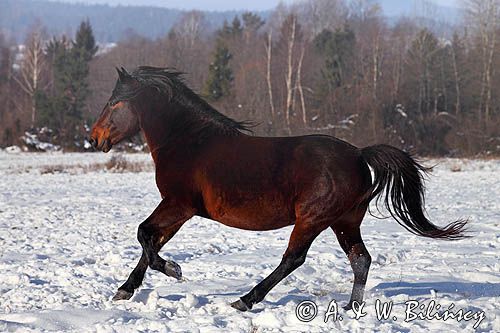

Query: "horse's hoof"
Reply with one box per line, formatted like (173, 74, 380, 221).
(230, 299, 251, 312)
(165, 260, 182, 280)
(343, 300, 359, 311)
(112, 289, 134, 301)
(342, 301, 352, 311)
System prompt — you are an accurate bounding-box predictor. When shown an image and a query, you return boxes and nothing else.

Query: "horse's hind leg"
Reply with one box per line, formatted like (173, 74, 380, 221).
(113, 199, 194, 301)
(231, 223, 324, 311)
(331, 207, 371, 310)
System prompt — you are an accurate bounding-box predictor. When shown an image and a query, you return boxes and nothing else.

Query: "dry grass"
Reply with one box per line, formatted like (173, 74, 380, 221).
(40, 165, 65, 174)
(18, 155, 153, 175)
(104, 154, 149, 172)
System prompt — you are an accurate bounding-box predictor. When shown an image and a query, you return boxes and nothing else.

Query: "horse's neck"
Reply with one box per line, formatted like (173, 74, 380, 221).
(138, 100, 221, 156)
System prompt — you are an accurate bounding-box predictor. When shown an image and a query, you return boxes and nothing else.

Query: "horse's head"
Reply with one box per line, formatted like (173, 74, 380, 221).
(89, 67, 141, 152)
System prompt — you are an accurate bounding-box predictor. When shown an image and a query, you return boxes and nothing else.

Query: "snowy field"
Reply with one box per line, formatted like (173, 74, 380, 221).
(0, 151, 499, 332)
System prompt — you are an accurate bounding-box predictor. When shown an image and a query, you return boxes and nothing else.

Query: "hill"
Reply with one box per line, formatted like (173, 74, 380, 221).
(0, 0, 245, 42)
(0, 0, 462, 43)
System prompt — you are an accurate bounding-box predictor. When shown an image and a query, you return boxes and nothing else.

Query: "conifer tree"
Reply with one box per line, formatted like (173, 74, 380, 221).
(204, 41, 233, 101)
(314, 26, 356, 90)
(203, 25, 234, 101)
(36, 20, 97, 147)
(73, 20, 98, 62)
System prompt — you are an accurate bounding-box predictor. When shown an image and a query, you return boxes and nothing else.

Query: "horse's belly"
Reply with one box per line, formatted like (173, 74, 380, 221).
(204, 194, 295, 231)
(215, 213, 294, 231)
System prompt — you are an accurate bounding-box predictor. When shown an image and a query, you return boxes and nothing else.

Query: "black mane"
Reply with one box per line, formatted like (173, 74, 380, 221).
(111, 66, 252, 136)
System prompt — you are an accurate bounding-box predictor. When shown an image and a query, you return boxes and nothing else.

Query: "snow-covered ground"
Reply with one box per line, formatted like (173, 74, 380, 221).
(0, 152, 499, 332)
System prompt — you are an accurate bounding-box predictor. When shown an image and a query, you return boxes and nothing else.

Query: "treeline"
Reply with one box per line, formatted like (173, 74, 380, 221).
(0, 21, 97, 149)
(1, 0, 499, 156)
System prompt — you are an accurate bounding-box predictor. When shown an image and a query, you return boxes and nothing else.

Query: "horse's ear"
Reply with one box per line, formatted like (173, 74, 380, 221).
(116, 66, 131, 82)
(120, 67, 130, 76)
(116, 66, 124, 81)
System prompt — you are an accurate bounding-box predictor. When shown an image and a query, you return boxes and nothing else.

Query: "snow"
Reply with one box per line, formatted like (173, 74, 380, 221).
(0, 152, 499, 332)
(20, 130, 61, 152)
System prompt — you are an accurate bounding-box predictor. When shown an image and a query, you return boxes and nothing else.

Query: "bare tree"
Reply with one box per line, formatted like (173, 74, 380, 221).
(300, 0, 347, 36)
(463, 0, 500, 126)
(370, 22, 384, 101)
(450, 33, 466, 116)
(173, 10, 207, 48)
(296, 45, 307, 125)
(265, 30, 275, 119)
(389, 19, 418, 103)
(283, 14, 298, 133)
(349, 0, 382, 22)
(171, 11, 210, 90)
(13, 30, 46, 128)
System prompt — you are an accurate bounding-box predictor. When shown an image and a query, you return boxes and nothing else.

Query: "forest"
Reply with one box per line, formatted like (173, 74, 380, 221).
(0, 0, 499, 156)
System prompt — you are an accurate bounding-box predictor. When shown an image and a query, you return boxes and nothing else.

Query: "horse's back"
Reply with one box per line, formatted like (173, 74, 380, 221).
(193, 134, 370, 230)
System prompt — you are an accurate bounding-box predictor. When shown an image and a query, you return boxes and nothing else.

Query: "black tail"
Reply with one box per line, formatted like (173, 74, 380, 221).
(360, 144, 469, 240)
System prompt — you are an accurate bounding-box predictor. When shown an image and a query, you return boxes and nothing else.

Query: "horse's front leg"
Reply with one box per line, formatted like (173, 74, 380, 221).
(112, 198, 195, 301)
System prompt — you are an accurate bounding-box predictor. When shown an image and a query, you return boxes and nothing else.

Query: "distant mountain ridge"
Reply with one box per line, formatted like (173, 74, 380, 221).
(0, 0, 246, 42)
(0, 0, 461, 43)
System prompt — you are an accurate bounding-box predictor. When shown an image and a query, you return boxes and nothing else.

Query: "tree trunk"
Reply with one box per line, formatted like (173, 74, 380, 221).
(13, 32, 44, 129)
(265, 31, 275, 120)
(285, 16, 296, 134)
(372, 34, 380, 100)
(296, 45, 307, 126)
(484, 31, 496, 127)
(451, 44, 461, 116)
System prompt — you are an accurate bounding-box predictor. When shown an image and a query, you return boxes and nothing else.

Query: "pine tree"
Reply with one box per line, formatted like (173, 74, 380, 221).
(218, 17, 243, 41)
(203, 31, 233, 101)
(36, 36, 69, 131)
(36, 20, 98, 147)
(73, 20, 98, 62)
(242, 12, 265, 43)
(314, 26, 356, 90)
(69, 19, 98, 131)
(204, 41, 233, 101)
(242, 12, 265, 32)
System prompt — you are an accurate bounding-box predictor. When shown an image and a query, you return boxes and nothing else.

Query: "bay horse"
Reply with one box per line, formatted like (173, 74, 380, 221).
(89, 66, 468, 311)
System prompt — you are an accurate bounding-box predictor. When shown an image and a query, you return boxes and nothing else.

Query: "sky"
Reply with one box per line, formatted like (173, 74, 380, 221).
(47, 0, 460, 11)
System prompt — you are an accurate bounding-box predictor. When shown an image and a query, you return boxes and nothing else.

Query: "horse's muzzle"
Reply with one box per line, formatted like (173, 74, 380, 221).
(89, 136, 112, 152)
(101, 139, 113, 153)
(88, 137, 97, 148)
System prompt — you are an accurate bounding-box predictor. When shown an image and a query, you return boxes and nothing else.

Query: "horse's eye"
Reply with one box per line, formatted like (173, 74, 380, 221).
(109, 101, 118, 107)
